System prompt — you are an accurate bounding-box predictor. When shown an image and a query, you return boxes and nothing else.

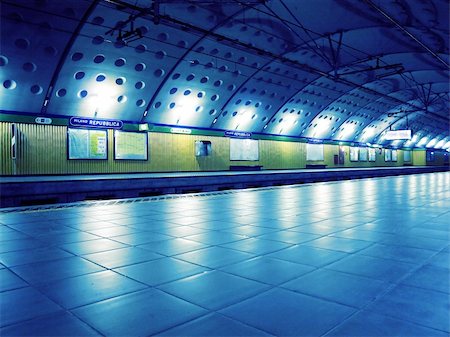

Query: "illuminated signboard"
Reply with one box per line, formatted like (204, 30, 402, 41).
(170, 127, 191, 134)
(225, 131, 252, 138)
(385, 130, 412, 140)
(70, 117, 123, 129)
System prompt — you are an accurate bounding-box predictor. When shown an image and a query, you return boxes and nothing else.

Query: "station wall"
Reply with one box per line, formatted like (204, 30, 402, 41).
(0, 122, 442, 176)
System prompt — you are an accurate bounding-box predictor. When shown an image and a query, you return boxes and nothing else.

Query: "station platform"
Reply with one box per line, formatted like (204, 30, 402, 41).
(1, 165, 449, 208)
(0, 172, 449, 336)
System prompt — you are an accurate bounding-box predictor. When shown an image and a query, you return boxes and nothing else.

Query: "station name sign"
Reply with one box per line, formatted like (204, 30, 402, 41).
(170, 127, 192, 134)
(385, 129, 412, 140)
(35, 117, 52, 125)
(224, 131, 252, 138)
(69, 117, 123, 129)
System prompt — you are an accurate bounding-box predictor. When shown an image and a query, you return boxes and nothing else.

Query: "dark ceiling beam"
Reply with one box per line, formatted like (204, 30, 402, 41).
(362, 0, 450, 70)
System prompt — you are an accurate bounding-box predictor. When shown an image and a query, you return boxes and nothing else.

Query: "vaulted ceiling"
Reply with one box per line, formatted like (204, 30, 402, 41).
(1, 0, 449, 149)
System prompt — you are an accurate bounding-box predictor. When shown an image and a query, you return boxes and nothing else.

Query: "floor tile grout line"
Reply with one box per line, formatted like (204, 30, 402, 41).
(1, 172, 446, 334)
(152, 309, 277, 337)
(321, 245, 450, 336)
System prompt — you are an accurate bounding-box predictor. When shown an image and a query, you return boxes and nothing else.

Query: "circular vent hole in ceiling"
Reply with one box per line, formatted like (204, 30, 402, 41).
(157, 33, 168, 41)
(78, 90, 88, 98)
(74, 71, 85, 80)
(56, 88, 67, 97)
(178, 40, 188, 48)
(30, 84, 43, 95)
(92, 36, 104, 45)
(115, 77, 125, 85)
(135, 63, 146, 71)
(155, 50, 166, 59)
(115, 58, 126, 67)
(96, 74, 106, 82)
(117, 95, 127, 103)
(114, 40, 126, 48)
(154, 69, 165, 77)
(71, 52, 83, 61)
(15, 38, 30, 49)
(44, 46, 57, 56)
(135, 81, 145, 89)
(93, 55, 105, 63)
(22, 62, 36, 72)
(0, 55, 8, 66)
(92, 16, 104, 25)
(3, 80, 17, 90)
(136, 99, 145, 107)
(136, 44, 147, 53)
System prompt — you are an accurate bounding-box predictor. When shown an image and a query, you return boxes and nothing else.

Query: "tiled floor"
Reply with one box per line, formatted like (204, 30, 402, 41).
(0, 172, 449, 336)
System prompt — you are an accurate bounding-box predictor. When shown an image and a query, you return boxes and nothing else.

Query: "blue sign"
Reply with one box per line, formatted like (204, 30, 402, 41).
(70, 117, 123, 129)
(224, 130, 252, 138)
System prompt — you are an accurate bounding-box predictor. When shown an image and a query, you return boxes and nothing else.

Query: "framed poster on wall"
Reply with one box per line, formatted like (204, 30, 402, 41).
(306, 143, 324, 161)
(391, 149, 398, 162)
(349, 147, 359, 161)
(230, 138, 259, 161)
(68, 128, 107, 160)
(114, 131, 148, 160)
(368, 148, 376, 162)
(359, 147, 368, 161)
(384, 149, 392, 162)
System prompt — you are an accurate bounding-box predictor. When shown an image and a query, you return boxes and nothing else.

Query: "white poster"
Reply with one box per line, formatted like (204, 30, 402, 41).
(391, 150, 398, 162)
(368, 148, 376, 162)
(306, 143, 324, 161)
(350, 147, 359, 162)
(384, 149, 392, 162)
(359, 147, 368, 161)
(230, 138, 259, 161)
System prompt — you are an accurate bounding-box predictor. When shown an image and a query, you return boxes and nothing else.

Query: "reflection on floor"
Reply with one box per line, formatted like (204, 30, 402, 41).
(0, 172, 449, 336)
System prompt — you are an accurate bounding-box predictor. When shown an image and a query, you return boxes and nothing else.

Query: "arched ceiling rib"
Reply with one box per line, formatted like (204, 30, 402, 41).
(0, 0, 448, 148)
